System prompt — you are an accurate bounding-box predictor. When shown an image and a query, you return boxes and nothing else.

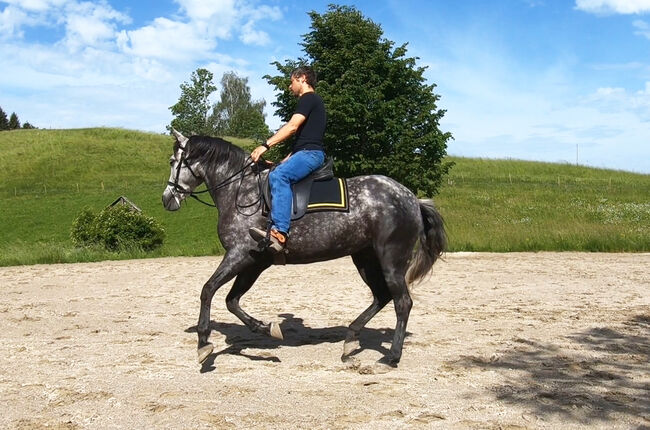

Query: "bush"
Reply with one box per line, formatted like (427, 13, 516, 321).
(70, 208, 97, 245)
(71, 205, 165, 251)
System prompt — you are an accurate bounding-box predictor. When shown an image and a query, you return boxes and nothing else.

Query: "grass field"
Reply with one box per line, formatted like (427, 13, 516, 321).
(436, 158, 649, 251)
(0, 128, 648, 266)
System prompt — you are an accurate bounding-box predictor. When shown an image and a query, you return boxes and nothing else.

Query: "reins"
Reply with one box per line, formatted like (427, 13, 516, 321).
(168, 145, 264, 215)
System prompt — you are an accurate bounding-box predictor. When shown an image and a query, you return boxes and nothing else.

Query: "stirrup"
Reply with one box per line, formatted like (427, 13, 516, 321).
(249, 227, 267, 242)
(249, 227, 287, 254)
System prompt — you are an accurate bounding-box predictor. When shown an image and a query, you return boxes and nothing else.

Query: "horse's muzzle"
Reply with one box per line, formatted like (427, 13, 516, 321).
(162, 189, 181, 211)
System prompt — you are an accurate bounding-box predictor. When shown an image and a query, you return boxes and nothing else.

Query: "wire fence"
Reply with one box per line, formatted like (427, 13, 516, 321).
(1, 179, 171, 198)
(446, 172, 647, 189)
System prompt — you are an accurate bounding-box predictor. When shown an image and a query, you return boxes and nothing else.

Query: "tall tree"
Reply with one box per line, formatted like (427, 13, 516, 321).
(169, 68, 217, 136)
(265, 5, 452, 196)
(0, 107, 9, 130)
(210, 71, 270, 140)
(9, 112, 20, 130)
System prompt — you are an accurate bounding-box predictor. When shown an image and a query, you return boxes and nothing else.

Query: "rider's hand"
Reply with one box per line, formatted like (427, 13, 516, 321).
(251, 144, 268, 162)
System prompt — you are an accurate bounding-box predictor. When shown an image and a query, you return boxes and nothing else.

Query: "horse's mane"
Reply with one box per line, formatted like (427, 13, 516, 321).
(177, 135, 249, 173)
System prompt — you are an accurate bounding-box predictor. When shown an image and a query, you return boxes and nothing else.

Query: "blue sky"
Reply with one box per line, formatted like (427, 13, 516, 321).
(1, 0, 650, 173)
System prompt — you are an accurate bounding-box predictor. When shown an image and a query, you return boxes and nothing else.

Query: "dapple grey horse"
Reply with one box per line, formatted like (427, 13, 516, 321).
(162, 130, 446, 367)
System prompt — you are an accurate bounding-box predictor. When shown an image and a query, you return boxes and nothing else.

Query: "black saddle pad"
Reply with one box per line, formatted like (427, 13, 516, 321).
(306, 177, 349, 213)
(262, 177, 349, 220)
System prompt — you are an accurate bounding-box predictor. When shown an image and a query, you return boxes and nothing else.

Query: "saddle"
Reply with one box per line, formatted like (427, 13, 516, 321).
(261, 157, 348, 220)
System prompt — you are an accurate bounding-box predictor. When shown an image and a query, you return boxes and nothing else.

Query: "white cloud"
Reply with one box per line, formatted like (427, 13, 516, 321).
(575, 0, 650, 14)
(176, 0, 236, 21)
(586, 82, 650, 116)
(633, 19, 650, 38)
(1, 0, 67, 12)
(172, 0, 281, 44)
(62, 1, 130, 51)
(0, 5, 28, 38)
(175, 0, 238, 39)
(239, 5, 281, 46)
(240, 20, 269, 45)
(1, 0, 129, 49)
(115, 0, 282, 61)
(117, 17, 216, 62)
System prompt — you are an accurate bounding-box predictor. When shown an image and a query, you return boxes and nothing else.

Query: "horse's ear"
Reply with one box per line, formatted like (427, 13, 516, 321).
(171, 128, 189, 145)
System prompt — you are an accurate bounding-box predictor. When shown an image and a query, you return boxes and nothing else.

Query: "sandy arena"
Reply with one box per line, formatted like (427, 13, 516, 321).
(0, 252, 648, 429)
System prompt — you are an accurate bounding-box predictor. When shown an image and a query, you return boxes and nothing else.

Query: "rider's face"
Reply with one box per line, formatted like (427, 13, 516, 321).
(289, 75, 303, 96)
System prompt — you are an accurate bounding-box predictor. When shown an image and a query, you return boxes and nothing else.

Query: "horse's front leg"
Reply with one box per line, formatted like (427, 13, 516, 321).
(225, 263, 282, 339)
(197, 250, 254, 363)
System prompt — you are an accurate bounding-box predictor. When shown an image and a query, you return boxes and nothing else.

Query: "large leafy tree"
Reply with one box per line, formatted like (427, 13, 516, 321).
(265, 5, 452, 195)
(0, 107, 8, 130)
(169, 68, 217, 136)
(210, 71, 270, 140)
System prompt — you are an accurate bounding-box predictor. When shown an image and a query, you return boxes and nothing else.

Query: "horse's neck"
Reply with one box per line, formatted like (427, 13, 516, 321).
(204, 163, 258, 212)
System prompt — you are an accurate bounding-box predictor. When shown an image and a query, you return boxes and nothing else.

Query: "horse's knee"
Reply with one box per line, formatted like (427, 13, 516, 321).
(200, 283, 216, 302)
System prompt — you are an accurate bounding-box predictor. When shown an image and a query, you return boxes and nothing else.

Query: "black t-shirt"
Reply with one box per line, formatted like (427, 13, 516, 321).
(293, 92, 326, 153)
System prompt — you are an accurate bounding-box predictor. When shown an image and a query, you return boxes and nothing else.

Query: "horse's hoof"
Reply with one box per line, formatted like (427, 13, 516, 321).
(377, 356, 399, 369)
(341, 355, 361, 367)
(197, 343, 214, 364)
(343, 339, 360, 357)
(361, 361, 394, 374)
(269, 322, 283, 340)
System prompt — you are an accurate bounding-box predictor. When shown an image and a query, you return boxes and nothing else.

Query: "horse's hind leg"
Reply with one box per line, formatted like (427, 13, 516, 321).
(343, 249, 392, 361)
(225, 263, 281, 340)
(374, 234, 414, 367)
(381, 274, 412, 367)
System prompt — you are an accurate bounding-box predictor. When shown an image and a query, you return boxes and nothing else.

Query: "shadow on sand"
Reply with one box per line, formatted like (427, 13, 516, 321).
(186, 313, 411, 373)
(452, 313, 649, 427)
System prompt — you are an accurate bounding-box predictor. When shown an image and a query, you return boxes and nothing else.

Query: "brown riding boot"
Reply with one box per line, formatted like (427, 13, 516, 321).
(268, 229, 287, 253)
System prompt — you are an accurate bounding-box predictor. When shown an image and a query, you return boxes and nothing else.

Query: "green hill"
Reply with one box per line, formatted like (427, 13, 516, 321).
(0, 128, 648, 266)
(435, 157, 649, 252)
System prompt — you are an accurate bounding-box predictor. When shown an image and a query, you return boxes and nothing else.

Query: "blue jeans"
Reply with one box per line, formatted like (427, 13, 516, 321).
(269, 149, 325, 234)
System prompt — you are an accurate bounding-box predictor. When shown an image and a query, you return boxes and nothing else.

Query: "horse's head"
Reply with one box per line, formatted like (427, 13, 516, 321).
(162, 129, 204, 211)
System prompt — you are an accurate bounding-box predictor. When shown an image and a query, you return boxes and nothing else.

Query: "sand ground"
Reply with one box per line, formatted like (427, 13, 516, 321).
(0, 252, 648, 429)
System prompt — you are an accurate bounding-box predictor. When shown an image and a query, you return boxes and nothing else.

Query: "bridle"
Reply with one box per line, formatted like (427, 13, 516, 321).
(167, 140, 203, 196)
(168, 138, 263, 215)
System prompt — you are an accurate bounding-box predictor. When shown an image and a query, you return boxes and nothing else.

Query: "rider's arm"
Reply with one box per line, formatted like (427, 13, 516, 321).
(251, 113, 306, 162)
(267, 113, 306, 146)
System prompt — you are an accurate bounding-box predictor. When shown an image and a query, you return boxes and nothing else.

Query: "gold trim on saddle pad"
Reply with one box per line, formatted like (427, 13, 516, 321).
(307, 178, 347, 210)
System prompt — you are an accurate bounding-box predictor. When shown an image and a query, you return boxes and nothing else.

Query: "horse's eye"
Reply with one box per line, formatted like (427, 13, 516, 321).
(169, 158, 175, 166)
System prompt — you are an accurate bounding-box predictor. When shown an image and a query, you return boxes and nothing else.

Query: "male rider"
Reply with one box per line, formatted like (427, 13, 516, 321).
(249, 66, 326, 252)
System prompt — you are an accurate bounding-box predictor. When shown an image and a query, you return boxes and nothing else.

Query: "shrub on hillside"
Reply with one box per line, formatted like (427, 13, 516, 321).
(71, 205, 165, 251)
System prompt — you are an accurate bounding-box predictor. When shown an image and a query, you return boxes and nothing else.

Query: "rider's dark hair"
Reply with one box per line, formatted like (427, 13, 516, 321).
(291, 66, 317, 88)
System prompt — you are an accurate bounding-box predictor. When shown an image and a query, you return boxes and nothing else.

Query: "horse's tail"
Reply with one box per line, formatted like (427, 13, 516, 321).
(406, 199, 447, 286)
